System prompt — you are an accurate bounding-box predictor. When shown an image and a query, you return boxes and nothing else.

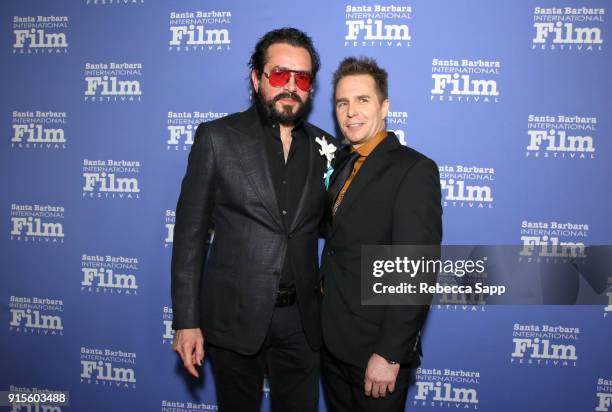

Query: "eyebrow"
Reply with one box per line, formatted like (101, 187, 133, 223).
(335, 94, 371, 103)
(271, 65, 311, 74)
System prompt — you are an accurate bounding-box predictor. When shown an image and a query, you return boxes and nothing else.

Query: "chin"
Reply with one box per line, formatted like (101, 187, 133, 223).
(344, 134, 361, 144)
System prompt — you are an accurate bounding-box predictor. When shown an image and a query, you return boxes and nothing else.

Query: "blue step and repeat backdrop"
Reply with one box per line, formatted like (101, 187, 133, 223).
(1, 1, 611, 411)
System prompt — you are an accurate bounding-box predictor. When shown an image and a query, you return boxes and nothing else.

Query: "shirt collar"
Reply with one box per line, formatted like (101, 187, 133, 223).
(353, 130, 388, 157)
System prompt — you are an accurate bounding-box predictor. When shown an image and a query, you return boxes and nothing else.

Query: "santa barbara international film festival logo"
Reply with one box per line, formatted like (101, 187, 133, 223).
(10, 203, 65, 243)
(162, 306, 174, 344)
(511, 323, 579, 367)
(8, 295, 64, 336)
(344, 4, 412, 48)
(11, 110, 67, 150)
(164, 210, 175, 248)
(387, 110, 408, 146)
(412, 367, 479, 409)
(84, 62, 142, 102)
(161, 400, 218, 412)
(81, 254, 139, 295)
(167, 111, 228, 151)
(435, 265, 488, 312)
(518, 220, 588, 262)
(439, 165, 494, 209)
(526, 114, 596, 160)
(168, 9, 231, 52)
(532, 7, 604, 51)
(164, 210, 214, 248)
(431, 58, 500, 103)
(596, 378, 612, 412)
(80, 346, 136, 388)
(12, 15, 68, 54)
(82, 159, 141, 199)
(85, 0, 144, 6)
(430, 59, 501, 103)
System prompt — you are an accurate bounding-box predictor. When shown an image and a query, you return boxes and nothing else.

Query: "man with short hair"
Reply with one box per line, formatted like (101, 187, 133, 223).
(321, 57, 442, 411)
(171, 28, 335, 412)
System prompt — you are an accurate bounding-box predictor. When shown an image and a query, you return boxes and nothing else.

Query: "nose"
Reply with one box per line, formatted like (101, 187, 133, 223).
(284, 73, 298, 92)
(346, 102, 356, 118)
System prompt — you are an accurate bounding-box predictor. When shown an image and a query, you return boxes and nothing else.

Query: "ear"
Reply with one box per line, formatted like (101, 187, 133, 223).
(381, 99, 390, 120)
(251, 70, 260, 93)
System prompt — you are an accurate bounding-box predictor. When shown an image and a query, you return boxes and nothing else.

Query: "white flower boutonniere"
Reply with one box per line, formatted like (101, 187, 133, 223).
(315, 136, 336, 190)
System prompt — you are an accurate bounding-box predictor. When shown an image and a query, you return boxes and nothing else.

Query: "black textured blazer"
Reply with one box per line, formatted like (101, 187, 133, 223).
(171, 105, 336, 355)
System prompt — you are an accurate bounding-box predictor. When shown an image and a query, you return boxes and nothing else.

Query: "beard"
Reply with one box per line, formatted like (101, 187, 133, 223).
(257, 90, 312, 126)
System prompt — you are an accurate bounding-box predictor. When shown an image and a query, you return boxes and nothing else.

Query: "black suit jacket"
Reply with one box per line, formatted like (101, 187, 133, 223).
(171, 105, 335, 355)
(321, 132, 442, 368)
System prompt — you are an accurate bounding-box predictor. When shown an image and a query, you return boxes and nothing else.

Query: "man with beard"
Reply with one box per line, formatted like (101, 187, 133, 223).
(171, 28, 336, 412)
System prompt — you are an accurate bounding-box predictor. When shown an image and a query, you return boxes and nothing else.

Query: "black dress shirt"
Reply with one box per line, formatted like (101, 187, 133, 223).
(256, 102, 308, 289)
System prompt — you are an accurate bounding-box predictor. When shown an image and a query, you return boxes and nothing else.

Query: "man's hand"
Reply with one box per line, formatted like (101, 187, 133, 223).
(172, 328, 205, 378)
(364, 353, 400, 398)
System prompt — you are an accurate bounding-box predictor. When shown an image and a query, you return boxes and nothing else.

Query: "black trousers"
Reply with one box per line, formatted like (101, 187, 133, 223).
(322, 347, 411, 412)
(207, 303, 319, 412)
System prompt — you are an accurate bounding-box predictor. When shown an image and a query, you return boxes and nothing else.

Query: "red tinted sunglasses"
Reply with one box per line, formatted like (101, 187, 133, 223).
(263, 68, 313, 92)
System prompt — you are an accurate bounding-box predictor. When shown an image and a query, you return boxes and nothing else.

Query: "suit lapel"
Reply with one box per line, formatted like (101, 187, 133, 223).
(227, 109, 282, 229)
(327, 147, 353, 206)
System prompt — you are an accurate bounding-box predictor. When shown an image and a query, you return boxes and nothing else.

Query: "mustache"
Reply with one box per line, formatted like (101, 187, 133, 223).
(273, 92, 302, 104)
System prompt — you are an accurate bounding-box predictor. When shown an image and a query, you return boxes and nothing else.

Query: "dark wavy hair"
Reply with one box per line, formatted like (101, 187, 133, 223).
(332, 56, 388, 101)
(249, 27, 320, 84)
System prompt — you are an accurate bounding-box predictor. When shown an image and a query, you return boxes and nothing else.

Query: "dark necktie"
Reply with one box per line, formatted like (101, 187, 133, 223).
(329, 151, 360, 215)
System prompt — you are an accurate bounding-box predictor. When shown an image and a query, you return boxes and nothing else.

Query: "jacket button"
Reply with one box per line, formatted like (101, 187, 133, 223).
(327, 250, 335, 256)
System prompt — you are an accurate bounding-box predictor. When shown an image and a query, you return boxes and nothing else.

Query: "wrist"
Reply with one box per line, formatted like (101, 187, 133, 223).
(375, 352, 399, 365)
(386, 359, 399, 365)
